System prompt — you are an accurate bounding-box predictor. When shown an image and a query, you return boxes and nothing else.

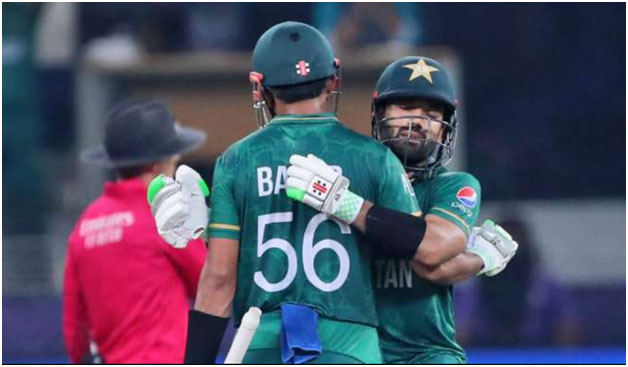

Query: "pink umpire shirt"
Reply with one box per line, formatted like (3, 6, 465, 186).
(63, 178, 207, 363)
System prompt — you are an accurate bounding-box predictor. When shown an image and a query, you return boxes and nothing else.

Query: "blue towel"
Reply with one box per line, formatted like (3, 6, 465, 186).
(280, 303, 322, 364)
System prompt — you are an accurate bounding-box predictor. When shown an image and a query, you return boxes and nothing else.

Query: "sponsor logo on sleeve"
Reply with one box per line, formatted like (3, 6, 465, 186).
(456, 186, 477, 208)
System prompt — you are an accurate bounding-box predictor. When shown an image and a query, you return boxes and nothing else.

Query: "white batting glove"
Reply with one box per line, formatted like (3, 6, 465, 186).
(286, 154, 364, 224)
(467, 219, 519, 276)
(147, 165, 210, 248)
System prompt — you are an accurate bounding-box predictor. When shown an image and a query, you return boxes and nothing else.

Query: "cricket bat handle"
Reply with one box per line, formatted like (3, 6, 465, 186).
(224, 307, 262, 364)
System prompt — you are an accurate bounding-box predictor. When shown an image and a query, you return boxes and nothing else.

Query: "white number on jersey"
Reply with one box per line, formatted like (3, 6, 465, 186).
(254, 212, 351, 292)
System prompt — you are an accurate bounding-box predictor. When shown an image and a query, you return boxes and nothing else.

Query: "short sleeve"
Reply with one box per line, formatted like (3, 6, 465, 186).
(376, 149, 422, 216)
(427, 172, 481, 236)
(208, 154, 241, 240)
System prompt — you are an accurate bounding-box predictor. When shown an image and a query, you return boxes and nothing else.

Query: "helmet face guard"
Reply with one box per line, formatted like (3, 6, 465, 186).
(372, 108, 457, 177)
(371, 56, 459, 178)
(329, 58, 342, 116)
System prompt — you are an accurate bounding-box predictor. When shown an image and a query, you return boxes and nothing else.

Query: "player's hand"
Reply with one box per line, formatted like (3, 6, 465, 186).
(286, 154, 364, 224)
(466, 219, 518, 276)
(147, 165, 210, 248)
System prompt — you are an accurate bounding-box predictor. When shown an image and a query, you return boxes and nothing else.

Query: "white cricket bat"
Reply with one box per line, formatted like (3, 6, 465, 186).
(224, 307, 262, 364)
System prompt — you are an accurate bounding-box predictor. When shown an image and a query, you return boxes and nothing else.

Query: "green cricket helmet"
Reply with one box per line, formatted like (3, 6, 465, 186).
(371, 56, 459, 179)
(249, 21, 340, 127)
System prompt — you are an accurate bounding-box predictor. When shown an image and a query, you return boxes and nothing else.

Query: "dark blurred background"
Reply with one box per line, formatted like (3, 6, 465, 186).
(3, 2, 625, 363)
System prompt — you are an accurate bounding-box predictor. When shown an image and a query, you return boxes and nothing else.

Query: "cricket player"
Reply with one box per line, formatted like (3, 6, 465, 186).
(149, 22, 420, 364)
(286, 56, 518, 363)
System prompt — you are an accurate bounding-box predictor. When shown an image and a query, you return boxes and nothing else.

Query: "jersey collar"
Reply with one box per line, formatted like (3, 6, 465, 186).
(270, 113, 338, 125)
(409, 166, 448, 183)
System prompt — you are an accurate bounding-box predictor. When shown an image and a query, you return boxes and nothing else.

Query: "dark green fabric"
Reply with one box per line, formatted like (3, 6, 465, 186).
(208, 113, 419, 328)
(244, 311, 382, 363)
(407, 350, 467, 364)
(413, 167, 481, 236)
(243, 349, 364, 364)
(375, 168, 481, 363)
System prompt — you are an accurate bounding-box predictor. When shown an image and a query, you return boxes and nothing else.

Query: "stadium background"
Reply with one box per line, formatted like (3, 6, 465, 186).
(2, 2, 625, 363)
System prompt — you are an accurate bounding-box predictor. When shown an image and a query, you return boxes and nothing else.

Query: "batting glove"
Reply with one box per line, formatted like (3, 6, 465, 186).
(286, 154, 364, 224)
(147, 165, 210, 248)
(467, 219, 519, 276)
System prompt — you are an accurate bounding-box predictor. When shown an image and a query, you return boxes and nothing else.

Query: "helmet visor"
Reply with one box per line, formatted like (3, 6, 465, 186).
(375, 115, 455, 171)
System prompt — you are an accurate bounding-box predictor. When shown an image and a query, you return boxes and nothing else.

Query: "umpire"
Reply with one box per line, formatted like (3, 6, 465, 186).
(63, 99, 207, 363)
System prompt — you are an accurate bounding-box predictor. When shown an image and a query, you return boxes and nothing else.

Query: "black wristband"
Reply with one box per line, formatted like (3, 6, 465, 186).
(365, 205, 426, 259)
(184, 310, 229, 364)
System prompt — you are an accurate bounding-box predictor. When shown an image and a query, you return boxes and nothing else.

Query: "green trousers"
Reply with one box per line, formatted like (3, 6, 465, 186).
(407, 351, 467, 364)
(242, 312, 382, 364)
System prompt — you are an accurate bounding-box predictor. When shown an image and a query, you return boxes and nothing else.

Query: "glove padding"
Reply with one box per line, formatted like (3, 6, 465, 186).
(148, 165, 209, 248)
(466, 219, 518, 276)
(286, 154, 364, 224)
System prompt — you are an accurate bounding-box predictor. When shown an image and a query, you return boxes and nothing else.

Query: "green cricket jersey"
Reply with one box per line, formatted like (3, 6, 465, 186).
(208, 113, 420, 328)
(375, 167, 481, 363)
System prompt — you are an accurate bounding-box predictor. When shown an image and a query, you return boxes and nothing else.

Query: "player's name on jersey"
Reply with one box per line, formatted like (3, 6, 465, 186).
(374, 259, 413, 289)
(257, 165, 342, 198)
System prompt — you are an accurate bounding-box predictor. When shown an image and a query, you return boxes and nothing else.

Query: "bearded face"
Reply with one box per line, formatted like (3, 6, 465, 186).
(377, 101, 447, 168)
(380, 118, 440, 166)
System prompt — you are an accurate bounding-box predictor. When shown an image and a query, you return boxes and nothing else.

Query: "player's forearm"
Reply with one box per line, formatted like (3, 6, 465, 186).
(438, 251, 483, 284)
(194, 262, 235, 317)
(185, 237, 238, 364)
(186, 259, 234, 364)
(413, 215, 466, 267)
(194, 253, 236, 317)
(353, 202, 466, 266)
(411, 252, 483, 285)
(351, 200, 373, 233)
(193, 237, 239, 317)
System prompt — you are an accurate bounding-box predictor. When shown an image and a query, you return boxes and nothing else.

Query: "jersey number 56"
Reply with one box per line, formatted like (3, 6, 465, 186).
(255, 212, 351, 293)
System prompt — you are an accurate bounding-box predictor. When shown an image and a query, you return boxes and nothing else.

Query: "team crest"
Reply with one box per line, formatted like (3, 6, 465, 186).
(456, 186, 477, 208)
(295, 60, 310, 76)
(402, 58, 439, 83)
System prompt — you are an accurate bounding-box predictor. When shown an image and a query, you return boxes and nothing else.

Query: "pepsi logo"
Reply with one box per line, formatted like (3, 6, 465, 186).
(456, 186, 477, 208)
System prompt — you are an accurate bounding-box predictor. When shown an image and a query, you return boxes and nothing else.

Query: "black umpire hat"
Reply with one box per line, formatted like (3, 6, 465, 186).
(81, 99, 206, 167)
